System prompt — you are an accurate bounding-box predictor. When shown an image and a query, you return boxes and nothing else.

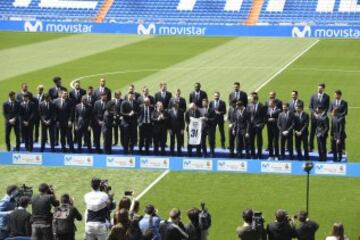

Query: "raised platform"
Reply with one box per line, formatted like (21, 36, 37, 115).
(0, 151, 358, 177)
(16, 143, 347, 162)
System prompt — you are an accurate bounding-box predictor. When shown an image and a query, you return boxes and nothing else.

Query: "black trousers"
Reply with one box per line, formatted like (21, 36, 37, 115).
(201, 127, 215, 156)
(332, 138, 343, 162)
(317, 136, 327, 161)
(295, 133, 309, 160)
(153, 127, 167, 155)
(34, 117, 40, 142)
(280, 132, 293, 160)
(40, 123, 54, 152)
(267, 125, 279, 158)
(228, 126, 236, 156)
(55, 232, 75, 240)
(139, 123, 153, 154)
(187, 144, 201, 157)
(309, 117, 317, 150)
(102, 127, 112, 154)
(59, 123, 74, 152)
(236, 131, 248, 158)
(123, 124, 137, 154)
(248, 126, 263, 159)
(214, 120, 225, 145)
(54, 125, 60, 145)
(76, 126, 91, 153)
(93, 124, 102, 153)
(22, 123, 34, 152)
(113, 121, 121, 145)
(170, 129, 183, 155)
(5, 123, 20, 151)
(31, 224, 53, 240)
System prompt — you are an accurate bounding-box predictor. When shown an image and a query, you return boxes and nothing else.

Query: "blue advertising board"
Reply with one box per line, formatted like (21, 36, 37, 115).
(1, 151, 359, 177)
(0, 20, 360, 38)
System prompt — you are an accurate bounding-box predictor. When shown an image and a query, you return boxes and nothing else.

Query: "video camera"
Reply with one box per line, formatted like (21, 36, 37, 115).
(13, 184, 33, 205)
(251, 211, 265, 231)
(99, 179, 112, 193)
(199, 202, 212, 231)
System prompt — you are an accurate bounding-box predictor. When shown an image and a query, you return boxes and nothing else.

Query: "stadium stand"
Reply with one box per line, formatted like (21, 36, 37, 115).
(1, 0, 359, 25)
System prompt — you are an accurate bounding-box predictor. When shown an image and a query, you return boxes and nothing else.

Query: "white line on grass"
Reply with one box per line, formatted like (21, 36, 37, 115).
(135, 170, 170, 200)
(255, 39, 320, 92)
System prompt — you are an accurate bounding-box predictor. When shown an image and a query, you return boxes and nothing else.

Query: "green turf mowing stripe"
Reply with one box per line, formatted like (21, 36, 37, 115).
(141, 171, 360, 240)
(0, 31, 71, 50)
(0, 165, 163, 240)
(0, 36, 233, 149)
(258, 39, 360, 161)
(117, 38, 317, 99)
(0, 34, 153, 81)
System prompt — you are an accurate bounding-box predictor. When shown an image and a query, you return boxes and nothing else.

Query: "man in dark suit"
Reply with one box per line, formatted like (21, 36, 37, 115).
(152, 102, 169, 155)
(289, 90, 304, 113)
(189, 82, 207, 107)
(85, 86, 96, 107)
(209, 92, 226, 149)
(154, 82, 172, 109)
(169, 88, 187, 111)
(8, 196, 32, 238)
(331, 108, 346, 162)
(94, 78, 112, 101)
(228, 82, 248, 107)
(75, 96, 92, 153)
(33, 84, 45, 143)
(315, 106, 329, 161)
(277, 103, 295, 160)
(267, 209, 297, 240)
(295, 211, 319, 240)
(121, 93, 140, 154)
(329, 89, 348, 152)
(48, 76, 67, 100)
(16, 83, 33, 103)
(3, 91, 20, 151)
(39, 94, 56, 152)
(125, 84, 141, 101)
(265, 91, 282, 110)
(199, 99, 216, 157)
(112, 90, 123, 146)
(234, 101, 249, 158)
(138, 97, 154, 155)
(54, 91, 75, 153)
(294, 103, 309, 160)
(168, 101, 185, 156)
(92, 93, 108, 153)
(69, 80, 86, 105)
(266, 100, 281, 160)
(309, 83, 330, 151)
(246, 93, 266, 159)
(138, 86, 155, 107)
(185, 103, 202, 157)
(20, 93, 35, 152)
(227, 99, 237, 157)
(102, 102, 115, 154)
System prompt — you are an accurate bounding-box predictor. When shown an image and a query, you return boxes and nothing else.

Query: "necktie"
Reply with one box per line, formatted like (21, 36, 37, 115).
(101, 101, 105, 110)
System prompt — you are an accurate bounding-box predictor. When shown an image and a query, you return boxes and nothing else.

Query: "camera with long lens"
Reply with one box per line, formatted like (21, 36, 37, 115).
(99, 179, 112, 193)
(199, 202, 212, 231)
(251, 211, 265, 231)
(13, 184, 33, 205)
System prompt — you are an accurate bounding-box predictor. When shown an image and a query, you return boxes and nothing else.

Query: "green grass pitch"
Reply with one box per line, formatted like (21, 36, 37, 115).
(0, 32, 359, 240)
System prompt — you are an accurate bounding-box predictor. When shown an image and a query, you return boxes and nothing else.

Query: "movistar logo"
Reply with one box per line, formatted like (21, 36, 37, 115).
(24, 20, 43, 32)
(137, 23, 156, 35)
(292, 25, 312, 38)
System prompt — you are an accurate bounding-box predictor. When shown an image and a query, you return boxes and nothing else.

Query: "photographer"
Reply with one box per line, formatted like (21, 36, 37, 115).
(159, 208, 189, 240)
(139, 204, 161, 240)
(8, 196, 32, 238)
(185, 207, 201, 240)
(84, 177, 113, 240)
(267, 209, 297, 240)
(236, 209, 265, 240)
(52, 193, 82, 240)
(0, 185, 18, 240)
(31, 183, 60, 240)
(295, 211, 319, 240)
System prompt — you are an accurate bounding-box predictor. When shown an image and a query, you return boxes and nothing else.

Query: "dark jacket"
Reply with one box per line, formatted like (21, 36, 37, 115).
(266, 222, 297, 240)
(39, 101, 56, 125)
(138, 106, 154, 126)
(69, 88, 86, 105)
(199, 107, 216, 131)
(121, 100, 140, 127)
(159, 221, 188, 240)
(329, 99, 348, 118)
(294, 111, 309, 135)
(3, 101, 20, 124)
(237, 224, 262, 240)
(137, 95, 155, 107)
(167, 108, 185, 131)
(331, 116, 346, 140)
(152, 110, 169, 132)
(154, 91, 173, 109)
(48, 86, 67, 100)
(94, 87, 112, 101)
(209, 99, 226, 123)
(169, 97, 187, 112)
(309, 93, 330, 116)
(288, 99, 304, 113)
(189, 90, 208, 107)
(31, 194, 60, 224)
(19, 101, 35, 124)
(54, 98, 74, 124)
(185, 108, 201, 125)
(277, 111, 295, 133)
(316, 113, 329, 138)
(234, 108, 249, 134)
(93, 100, 107, 126)
(247, 103, 266, 128)
(74, 103, 92, 129)
(295, 220, 319, 240)
(228, 90, 248, 106)
(8, 208, 32, 237)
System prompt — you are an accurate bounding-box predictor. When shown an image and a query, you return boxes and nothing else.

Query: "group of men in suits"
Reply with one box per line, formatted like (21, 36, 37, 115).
(3, 78, 347, 161)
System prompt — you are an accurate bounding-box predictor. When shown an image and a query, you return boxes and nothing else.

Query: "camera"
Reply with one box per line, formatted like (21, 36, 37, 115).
(199, 202, 212, 231)
(13, 184, 33, 205)
(99, 179, 112, 193)
(251, 211, 265, 231)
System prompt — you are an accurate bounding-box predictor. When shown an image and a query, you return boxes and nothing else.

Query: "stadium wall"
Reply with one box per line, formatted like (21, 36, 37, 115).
(1, 151, 359, 177)
(1, 20, 360, 38)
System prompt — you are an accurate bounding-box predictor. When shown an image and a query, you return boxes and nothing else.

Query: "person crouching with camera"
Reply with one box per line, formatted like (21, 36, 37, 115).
(84, 177, 114, 240)
(52, 193, 82, 240)
(237, 209, 265, 240)
(266, 209, 297, 240)
(31, 183, 60, 240)
(159, 208, 189, 240)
